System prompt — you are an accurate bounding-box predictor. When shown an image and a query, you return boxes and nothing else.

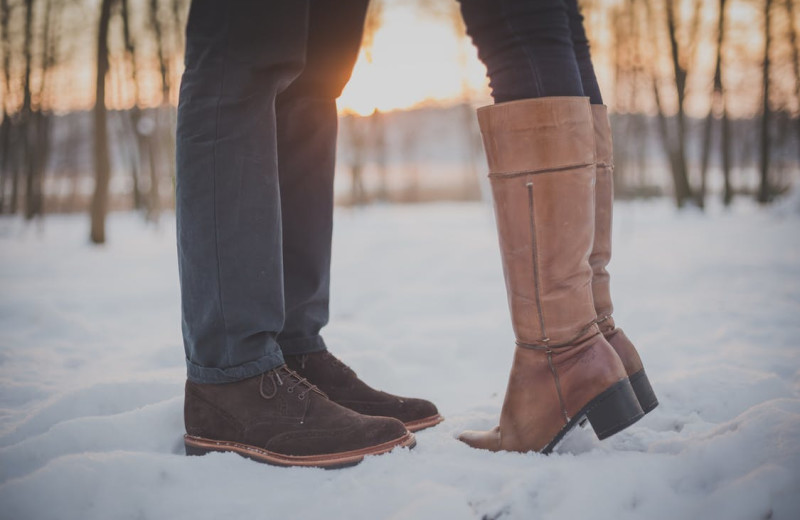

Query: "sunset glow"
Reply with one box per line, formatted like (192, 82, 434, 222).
(336, 8, 491, 115)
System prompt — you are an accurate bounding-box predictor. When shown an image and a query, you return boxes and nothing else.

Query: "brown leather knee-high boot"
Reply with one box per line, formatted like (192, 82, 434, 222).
(590, 105, 658, 414)
(459, 97, 643, 454)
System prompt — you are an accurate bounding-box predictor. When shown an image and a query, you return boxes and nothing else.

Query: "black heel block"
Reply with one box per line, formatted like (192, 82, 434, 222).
(629, 368, 659, 414)
(585, 378, 644, 440)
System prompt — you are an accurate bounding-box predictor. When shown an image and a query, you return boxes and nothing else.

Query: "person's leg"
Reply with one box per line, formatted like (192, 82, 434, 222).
(177, 0, 416, 468)
(275, 0, 369, 356)
(458, 0, 584, 102)
(177, 0, 308, 384)
(457, 0, 644, 453)
(274, 0, 443, 433)
(564, 0, 603, 105)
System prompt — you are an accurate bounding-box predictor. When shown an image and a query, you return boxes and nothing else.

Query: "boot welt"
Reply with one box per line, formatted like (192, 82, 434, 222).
(184, 431, 416, 469)
(403, 414, 444, 432)
(543, 378, 644, 454)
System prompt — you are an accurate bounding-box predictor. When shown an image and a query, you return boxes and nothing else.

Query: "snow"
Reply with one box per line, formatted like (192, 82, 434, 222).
(0, 197, 799, 520)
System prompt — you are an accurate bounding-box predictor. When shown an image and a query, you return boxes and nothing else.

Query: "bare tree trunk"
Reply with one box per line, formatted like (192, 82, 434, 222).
(9, 130, 19, 214)
(370, 109, 388, 201)
(633, 1, 649, 194)
(25, 0, 56, 219)
(0, 0, 17, 215)
(21, 0, 33, 116)
(758, 0, 773, 203)
(785, 0, 800, 165)
(147, 0, 171, 222)
(718, 0, 733, 208)
(699, 116, 712, 208)
(150, 0, 169, 103)
(610, 0, 649, 196)
(0, 0, 9, 214)
(401, 127, 419, 202)
(120, 0, 144, 210)
(0, 115, 8, 213)
(645, 0, 695, 207)
(720, 101, 732, 206)
(146, 125, 160, 219)
(170, 0, 186, 56)
(344, 115, 367, 206)
(652, 80, 683, 203)
(700, 0, 731, 207)
(611, 6, 627, 190)
(90, 0, 116, 244)
(664, 0, 694, 207)
(20, 0, 35, 219)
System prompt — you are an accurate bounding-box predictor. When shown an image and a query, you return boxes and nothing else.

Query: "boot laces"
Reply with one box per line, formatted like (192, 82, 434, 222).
(270, 366, 323, 400)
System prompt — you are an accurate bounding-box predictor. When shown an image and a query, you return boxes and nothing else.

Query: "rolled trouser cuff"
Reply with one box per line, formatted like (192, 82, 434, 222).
(186, 347, 285, 384)
(278, 334, 328, 356)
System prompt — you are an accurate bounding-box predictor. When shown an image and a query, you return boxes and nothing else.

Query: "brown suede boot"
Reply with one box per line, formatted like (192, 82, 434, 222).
(590, 105, 658, 414)
(184, 365, 415, 468)
(458, 97, 644, 454)
(285, 350, 443, 432)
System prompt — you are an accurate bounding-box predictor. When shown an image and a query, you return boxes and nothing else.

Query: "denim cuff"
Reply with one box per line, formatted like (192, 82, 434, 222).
(278, 334, 327, 356)
(186, 348, 285, 384)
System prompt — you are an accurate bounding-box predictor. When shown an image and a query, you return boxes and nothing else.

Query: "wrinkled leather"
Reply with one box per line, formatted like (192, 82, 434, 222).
(184, 366, 408, 457)
(460, 335, 627, 452)
(460, 97, 630, 453)
(604, 327, 643, 377)
(589, 105, 644, 377)
(285, 350, 441, 427)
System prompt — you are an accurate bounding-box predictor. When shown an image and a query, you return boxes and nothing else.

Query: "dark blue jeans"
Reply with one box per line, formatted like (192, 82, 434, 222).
(458, 0, 603, 104)
(176, 0, 368, 383)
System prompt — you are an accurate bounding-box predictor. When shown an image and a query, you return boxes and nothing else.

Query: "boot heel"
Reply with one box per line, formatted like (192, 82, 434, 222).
(585, 379, 644, 440)
(629, 369, 659, 414)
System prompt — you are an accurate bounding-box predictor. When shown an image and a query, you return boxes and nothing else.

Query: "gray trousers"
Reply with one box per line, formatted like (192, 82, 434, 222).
(176, 0, 369, 383)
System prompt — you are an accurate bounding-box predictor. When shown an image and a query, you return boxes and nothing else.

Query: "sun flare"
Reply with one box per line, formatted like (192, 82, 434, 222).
(337, 8, 490, 115)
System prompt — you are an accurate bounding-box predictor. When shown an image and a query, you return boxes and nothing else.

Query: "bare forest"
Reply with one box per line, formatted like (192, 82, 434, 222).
(0, 0, 799, 243)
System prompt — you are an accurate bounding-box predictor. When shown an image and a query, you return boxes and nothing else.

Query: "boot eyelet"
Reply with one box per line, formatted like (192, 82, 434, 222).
(287, 387, 294, 393)
(298, 394, 306, 400)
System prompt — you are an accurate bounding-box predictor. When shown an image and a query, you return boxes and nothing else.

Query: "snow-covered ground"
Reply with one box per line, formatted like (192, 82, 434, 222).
(1, 196, 799, 520)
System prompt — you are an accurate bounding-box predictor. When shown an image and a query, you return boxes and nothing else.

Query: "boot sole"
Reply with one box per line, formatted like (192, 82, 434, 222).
(184, 430, 416, 469)
(404, 414, 444, 432)
(629, 368, 659, 414)
(543, 378, 644, 454)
